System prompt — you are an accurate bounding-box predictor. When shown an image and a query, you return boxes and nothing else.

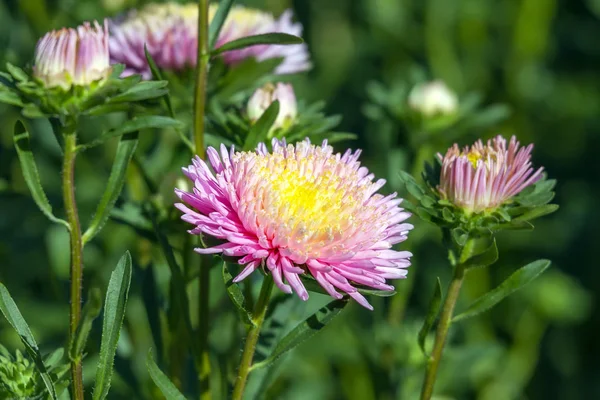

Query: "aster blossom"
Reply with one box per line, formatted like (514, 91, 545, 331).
(175, 139, 413, 309)
(109, 3, 198, 78)
(109, 3, 310, 78)
(438, 135, 544, 214)
(33, 20, 110, 90)
(247, 82, 298, 136)
(408, 80, 458, 117)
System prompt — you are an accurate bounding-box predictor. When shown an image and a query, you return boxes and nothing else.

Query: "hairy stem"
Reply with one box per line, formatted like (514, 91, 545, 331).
(193, 0, 210, 159)
(194, 1, 211, 397)
(232, 276, 274, 400)
(63, 132, 84, 400)
(420, 261, 466, 400)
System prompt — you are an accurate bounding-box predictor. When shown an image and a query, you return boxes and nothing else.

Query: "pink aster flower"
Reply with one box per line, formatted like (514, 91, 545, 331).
(109, 3, 198, 78)
(108, 3, 310, 78)
(33, 20, 111, 90)
(215, 5, 311, 74)
(175, 139, 413, 309)
(438, 135, 544, 213)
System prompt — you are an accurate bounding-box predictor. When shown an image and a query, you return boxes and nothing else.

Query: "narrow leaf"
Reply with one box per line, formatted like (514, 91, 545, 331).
(209, 0, 235, 48)
(418, 278, 442, 355)
(6, 62, 28, 82)
(513, 204, 559, 223)
(109, 80, 169, 103)
(69, 288, 103, 361)
(0, 89, 23, 106)
(0, 283, 58, 399)
(80, 117, 182, 150)
(147, 349, 187, 400)
(250, 299, 347, 371)
(93, 251, 133, 400)
(83, 132, 139, 244)
(223, 262, 254, 326)
(212, 33, 303, 56)
(243, 100, 279, 151)
(462, 238, 499, 270)
(13, 121, 69, 229)
(144, 45, 176, 118)
(453, 259, 551, 322)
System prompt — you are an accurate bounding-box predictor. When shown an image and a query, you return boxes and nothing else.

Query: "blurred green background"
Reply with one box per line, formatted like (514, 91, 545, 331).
(0, 0, 598, 399)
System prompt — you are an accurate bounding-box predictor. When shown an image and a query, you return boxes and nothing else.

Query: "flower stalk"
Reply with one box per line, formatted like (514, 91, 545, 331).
(194, 1, 210, 398)
(232, 275, 274, 400)
(62, 130, 84, 400)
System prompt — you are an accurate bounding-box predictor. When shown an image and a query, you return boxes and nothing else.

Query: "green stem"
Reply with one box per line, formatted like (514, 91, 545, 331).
(232, 276, 274, 400)
(194, 2, 211, 397)
(420, 262, 465, 400)
(198, 255, 211, 400)
(63, 132, 84, 400)
(193, 0, 210, 159)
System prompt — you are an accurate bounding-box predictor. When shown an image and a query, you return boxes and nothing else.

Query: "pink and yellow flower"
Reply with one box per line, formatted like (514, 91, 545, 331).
(33, 20, 111, 90)
(438, 135, 544, 213)
(175, 139, 413, 309)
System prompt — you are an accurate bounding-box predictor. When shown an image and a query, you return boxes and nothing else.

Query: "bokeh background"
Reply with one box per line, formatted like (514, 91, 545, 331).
(0, 0, 599, 399)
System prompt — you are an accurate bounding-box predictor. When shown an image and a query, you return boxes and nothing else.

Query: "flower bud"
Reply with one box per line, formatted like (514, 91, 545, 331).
(247, 83, 298, 136)
(33, 20, 111, 90)
(408, 80, 458, 117)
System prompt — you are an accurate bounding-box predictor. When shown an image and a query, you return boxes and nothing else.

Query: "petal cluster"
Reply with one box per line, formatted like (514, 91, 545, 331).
(109, 3, 198, 78)
(176, 139, 413, 309)
(408, 80, 458, 117)
(33, 20, 110, 90)
(109, 2, 310, 78)
(438, 135, 544, 213)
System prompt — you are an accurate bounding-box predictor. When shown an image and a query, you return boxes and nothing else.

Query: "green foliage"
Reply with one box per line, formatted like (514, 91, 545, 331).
(146, 350, 187, 400)
(453, 260, 552, 322)
(211, 33, 303, 57)
(93, 251, 133, 400)
(418, 278, 442, 355)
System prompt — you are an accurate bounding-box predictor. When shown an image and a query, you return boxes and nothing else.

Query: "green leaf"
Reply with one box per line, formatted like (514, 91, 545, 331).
(93, 251, 133, 400)
(243, 100, 279, 151)
(69, 288, 103, 361)
(398, 171, 424, 200)
(250, 299, 347, 371)
(80, 116, 182, 150)
(512, 204, 559, 223)
(462, 238, 499, 270)
(109, 204, 155, 241)
(13, 121, 69, 229)
(223, 262, 254, 326)
(147, 349, 187, 400)
(209, 0, 235, 48)
(418, 277, 442, 355)
(6, 62, 28, 82)
(212, 33, 303, 56)
(144, 45, 176, 119)
(109, 80, 169, 103)
(453, 259, 551, 322)
(0, 283, 58, 399)
(215, 57, 282, 100)
(82, 132, 139, 244)
(0, 88, 23, 106)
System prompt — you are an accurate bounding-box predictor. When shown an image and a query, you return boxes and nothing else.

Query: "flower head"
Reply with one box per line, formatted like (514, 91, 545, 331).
(33, 20, 110, 90)
(0, 349, 41, 398)
(438, 135, 544, 213)
(176, 139, 413, 309)
(408, 80, 458, 117)
(247, 82, 298, 136)
(109, 3, 198, 78)
(109, 3, 310, 78)
(214, 5, 311, 74)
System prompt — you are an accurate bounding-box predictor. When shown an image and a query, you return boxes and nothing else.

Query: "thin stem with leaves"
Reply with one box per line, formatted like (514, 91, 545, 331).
(193, 0, 211, 398)
(62, 130, 84, 400)
(232, 276, 274, 400)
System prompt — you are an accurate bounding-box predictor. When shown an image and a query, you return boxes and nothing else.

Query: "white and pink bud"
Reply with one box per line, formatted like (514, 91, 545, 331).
(33, 20, 111, 90)
(247, 82, 298, 136)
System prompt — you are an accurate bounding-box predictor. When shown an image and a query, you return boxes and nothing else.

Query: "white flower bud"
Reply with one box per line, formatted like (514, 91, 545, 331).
(247, 82, 298, 136)
(408, 81, 458, 117)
